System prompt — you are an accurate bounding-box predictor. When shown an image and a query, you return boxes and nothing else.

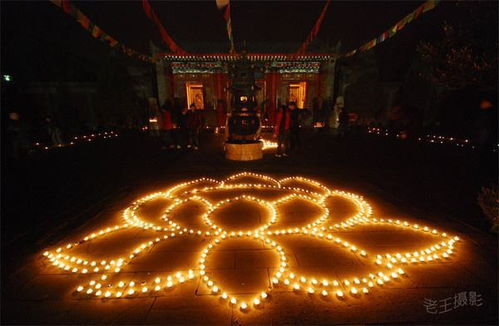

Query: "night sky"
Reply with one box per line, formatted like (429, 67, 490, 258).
(69, 0, 432, 52)
(1, 1, 497, 84)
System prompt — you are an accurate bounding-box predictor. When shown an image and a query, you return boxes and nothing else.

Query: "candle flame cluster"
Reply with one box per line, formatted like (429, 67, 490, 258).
(41, 172, 461, 313)
(34, 131, 118, 151)
(261, 139, 278, 150)
(368, 127, 474, 149)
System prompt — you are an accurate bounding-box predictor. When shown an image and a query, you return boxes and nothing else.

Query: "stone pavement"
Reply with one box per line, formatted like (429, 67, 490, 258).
(2, 132, 497, 325)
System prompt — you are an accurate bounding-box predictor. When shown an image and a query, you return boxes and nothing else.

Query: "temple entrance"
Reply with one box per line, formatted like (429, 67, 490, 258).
(185, 82, 205, 109)
(288, 82, 307, 109)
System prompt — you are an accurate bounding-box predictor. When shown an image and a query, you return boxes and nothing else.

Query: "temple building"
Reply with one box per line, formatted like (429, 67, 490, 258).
(152, 52, 338, 126)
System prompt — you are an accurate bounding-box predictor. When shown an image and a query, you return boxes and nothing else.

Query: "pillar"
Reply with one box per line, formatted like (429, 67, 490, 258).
(266, 71, 280, 125)
(214, 73, 226, 100)
(164, 64, 174, 100)
(214, 72, 228, 128)
(319, 58, 336, 100)
(150, 41, 167, 107)
(319, 58, 337, 128)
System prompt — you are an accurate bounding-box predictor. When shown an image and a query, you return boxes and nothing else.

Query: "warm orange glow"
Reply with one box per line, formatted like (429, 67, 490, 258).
(261, 139, 278, 150)
(289, 81, 307, 108)
(41, 172, 462, 313)
(186, 82, 204, 109)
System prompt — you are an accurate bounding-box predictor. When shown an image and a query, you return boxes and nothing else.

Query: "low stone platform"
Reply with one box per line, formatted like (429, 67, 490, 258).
(225, 142, 263, 161)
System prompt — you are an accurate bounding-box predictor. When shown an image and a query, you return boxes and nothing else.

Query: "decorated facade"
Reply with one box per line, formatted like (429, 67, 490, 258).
(49, 0, 441, 128)
(156, 53, 337, 126)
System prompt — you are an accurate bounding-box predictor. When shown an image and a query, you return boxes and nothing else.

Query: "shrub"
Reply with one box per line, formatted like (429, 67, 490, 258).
(477, 186, 499, 232)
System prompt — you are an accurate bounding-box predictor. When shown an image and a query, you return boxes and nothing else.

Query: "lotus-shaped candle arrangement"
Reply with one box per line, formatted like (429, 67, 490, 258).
(42, 172, 460, 312)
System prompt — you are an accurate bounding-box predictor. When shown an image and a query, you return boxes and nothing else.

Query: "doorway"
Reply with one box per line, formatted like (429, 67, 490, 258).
(185, 82, 204, 109)
(288, 82, 307, 108)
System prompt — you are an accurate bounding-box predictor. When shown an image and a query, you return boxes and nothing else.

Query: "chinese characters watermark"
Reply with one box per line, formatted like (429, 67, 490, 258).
(424, 291, 483, 314)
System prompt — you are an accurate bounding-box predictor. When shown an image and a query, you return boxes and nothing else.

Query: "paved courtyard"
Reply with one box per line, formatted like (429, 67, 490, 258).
(2, 132, 497, 325)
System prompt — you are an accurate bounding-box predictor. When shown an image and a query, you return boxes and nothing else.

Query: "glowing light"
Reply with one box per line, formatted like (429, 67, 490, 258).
(32, 131, 119, 152)
(40, 172, 461, 313)
(261, 139, 278, 150)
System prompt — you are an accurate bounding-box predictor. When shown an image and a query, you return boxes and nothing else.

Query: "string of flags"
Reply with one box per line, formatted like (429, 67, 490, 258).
(216, 0, 236, 54)
(48, 0, 442, 62)
(296, 0, 331, 55)
(343, 0, 440, 57)
(49, 0, 153, 63)
(142, 0, 187, 55)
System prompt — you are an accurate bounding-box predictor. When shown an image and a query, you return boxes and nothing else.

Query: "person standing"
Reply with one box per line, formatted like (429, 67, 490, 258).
(160, 102, 175, 149)
(273, 105, 291, 157)
(44, 116, 63, 146)
(171, 98, 182, 149)
(288, 102, 301, 151)
(216, 99, 227, 133)
(6, 111, 31, 159)
(337, 108, 350, 139)
(312, 97, 321, 126)
(186, 104, 204, 150)
(177, 106, 189, 149)
(148, 115, 160, 137)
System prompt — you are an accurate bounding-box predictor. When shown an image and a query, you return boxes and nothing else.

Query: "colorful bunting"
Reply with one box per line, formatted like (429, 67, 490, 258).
(216, 0, 236, 53)
(142, 0, 187, 55)
(75, 10, 90, 29)
(50, 0, 440, 61)
(296, 0, 331, 55)
(49, 0, 153, 62)
(90, 25, 103, 39)
(343, 0, 440, 57)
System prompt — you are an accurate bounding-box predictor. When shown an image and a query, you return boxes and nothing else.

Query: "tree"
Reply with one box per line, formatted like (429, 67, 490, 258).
(417, 1, 497, 91)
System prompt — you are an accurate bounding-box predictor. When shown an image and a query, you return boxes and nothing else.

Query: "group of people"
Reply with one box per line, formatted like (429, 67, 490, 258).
(272, 101, 352, 157)
(160, 103, 205, 150)
(273, 101, 304, 157)
(5, 112, 66, 159)
(157, 99, 348, 156)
